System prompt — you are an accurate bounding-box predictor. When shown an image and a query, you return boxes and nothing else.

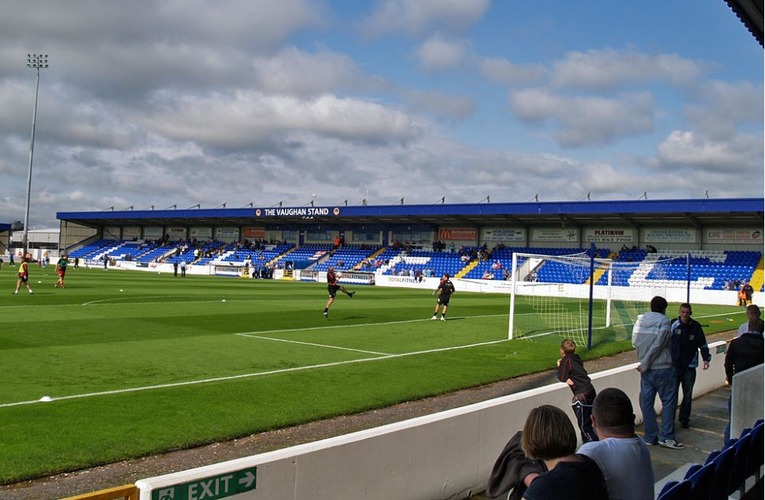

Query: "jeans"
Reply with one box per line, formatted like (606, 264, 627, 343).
(640, 367, 678, 443)
(675, 367, 697, 424)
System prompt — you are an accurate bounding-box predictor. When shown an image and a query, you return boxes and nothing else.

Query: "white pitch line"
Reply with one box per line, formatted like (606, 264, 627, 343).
(238, 333, 391, 356)
(0, 335, 510, 409)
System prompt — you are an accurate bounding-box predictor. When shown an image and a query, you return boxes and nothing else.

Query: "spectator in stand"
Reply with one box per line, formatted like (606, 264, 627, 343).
(724, 316, 764, 443)
(577, 388, 654, 500)
(520, 405, 608, 500)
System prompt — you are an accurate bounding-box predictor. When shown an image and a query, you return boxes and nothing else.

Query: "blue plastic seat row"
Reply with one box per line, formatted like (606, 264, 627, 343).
(657, 419, 763, 500)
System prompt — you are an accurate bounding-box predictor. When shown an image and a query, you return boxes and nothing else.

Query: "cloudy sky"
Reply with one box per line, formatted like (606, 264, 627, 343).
(1, 0, 762, 228)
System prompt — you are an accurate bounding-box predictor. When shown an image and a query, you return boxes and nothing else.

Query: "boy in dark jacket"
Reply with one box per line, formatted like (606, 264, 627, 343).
(557, 339, 598, 443)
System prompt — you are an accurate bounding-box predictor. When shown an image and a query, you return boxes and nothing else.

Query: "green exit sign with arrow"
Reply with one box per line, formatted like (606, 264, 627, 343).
(153, 467, 257, 500)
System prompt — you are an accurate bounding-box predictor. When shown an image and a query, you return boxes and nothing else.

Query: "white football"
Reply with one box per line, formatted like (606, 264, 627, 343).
(336, 272, 343, 278)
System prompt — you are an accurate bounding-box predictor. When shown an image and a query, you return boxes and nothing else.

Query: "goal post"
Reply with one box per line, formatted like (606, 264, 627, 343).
(508, 249, 692, 349)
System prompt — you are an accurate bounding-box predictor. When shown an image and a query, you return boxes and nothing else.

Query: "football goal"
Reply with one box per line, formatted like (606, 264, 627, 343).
(507, 249, 691, 348)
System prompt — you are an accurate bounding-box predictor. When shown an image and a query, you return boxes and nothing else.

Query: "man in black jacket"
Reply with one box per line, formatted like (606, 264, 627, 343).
(670, 303, 711, 429)
(724, 320, 763, 443)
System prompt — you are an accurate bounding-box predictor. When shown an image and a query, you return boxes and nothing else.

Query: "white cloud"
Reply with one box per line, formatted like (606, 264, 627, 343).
(685, 80, 765, 140)
(139, 92, 419, 148)
(551, 49, 705, 90)
(0, 1, 760, 229)
(415, 36, 469, 73)
(510, 89, 655, 147)
(402, 89, 475, 120)
(361, 0, 490, 38)
(478, 57, 547, 86)
(657, 130, 763, 171)
(252, 47, 384, 97)
(2, 0, 325, 50)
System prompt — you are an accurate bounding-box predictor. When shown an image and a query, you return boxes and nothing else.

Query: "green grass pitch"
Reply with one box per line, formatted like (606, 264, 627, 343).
(0, 265, 745, 483)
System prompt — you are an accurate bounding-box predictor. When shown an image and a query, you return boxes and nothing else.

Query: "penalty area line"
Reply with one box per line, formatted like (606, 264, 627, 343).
(238, 334, 391, 356)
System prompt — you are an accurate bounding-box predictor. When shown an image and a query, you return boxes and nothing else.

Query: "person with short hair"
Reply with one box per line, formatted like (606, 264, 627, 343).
(724, 318, 764, 443)
(632, 296, 683, 449)
(578, 388, 654, 500)
(54, 254, 69, 288)
(431, 273, 455, 321)
(557, 339, 598, 443)
(520, 405, 608, 500)
(670, 303, 710, 429)
(323, 266, 354, 318)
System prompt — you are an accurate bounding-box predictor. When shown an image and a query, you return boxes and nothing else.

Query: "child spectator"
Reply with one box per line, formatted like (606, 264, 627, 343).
(557, 339, 598, 443)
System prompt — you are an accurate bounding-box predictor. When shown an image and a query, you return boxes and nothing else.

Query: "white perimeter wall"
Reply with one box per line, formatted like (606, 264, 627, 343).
(136, 343, 733, 500)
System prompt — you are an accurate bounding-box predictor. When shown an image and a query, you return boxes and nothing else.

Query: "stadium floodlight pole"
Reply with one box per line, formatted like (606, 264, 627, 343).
(22, 53, 49, 256)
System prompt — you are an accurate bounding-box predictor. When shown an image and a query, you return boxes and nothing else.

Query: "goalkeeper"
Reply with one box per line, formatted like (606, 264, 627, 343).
(431, 273, 455, 321)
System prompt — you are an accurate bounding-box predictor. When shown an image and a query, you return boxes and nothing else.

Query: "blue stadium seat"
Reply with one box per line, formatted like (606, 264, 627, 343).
(709, 446, 735, 500)
(657, 479, 692, 500)
(727, 432, 752, 496)
(686, 462, 714, 500)
(745, 422, 764, 479)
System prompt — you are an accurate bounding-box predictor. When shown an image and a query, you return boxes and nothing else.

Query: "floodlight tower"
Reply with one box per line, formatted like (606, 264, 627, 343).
(22, 53, 49, 256)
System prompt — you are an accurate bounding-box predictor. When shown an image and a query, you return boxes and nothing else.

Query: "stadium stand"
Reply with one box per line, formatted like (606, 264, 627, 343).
(72, 239, 764, 291)
(656, 419, 764, 500)
(312, 244, 382, 272)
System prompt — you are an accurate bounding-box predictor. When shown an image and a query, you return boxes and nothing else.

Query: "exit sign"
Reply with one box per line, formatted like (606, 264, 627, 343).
(153, 467, 257, 500)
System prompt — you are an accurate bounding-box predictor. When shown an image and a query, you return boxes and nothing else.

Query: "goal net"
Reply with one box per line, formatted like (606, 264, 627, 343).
(508, 250, 691, 348)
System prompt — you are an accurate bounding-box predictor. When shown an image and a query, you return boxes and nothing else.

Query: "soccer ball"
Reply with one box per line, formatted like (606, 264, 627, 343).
(336, 272, 343, 278)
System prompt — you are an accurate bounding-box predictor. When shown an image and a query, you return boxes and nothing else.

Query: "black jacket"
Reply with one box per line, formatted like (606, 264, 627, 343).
(670, 317, 711, 369)
(557, 353, 595, 398)
(724, 333, 764, 384)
